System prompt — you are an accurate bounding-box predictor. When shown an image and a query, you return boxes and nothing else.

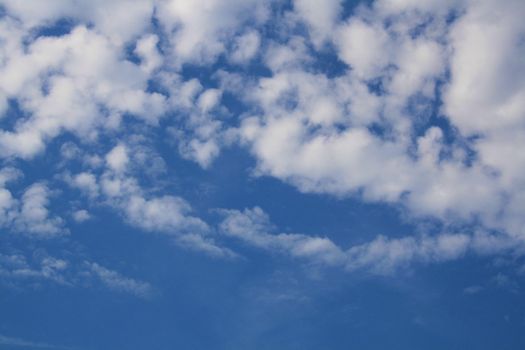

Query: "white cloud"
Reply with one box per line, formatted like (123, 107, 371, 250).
(0, 0, 524, 275)
(62, 172, 100, 199)
(443, 0, 525, 136)
(87, 262, 155, 299)
(0, 0, 155, 44)
(62, 142, 231, 257)
(0, 25, 166, 159)
(227, 0, 525, 250)
(335, 18, 391, 79)
(72, 209, 90, 223)
(220, 207, 346, 266)
(13, 183, 67, 237)
(135, 34, 163, 73)
(156, 0, 268, 65)
(105, 144, 129, 173)
(229, 30, 261, 64)
(220, 207, 523, 274)
(0, 251, 155, 298)
(0, 253, 69, 285)
(293, 0, 342, 47)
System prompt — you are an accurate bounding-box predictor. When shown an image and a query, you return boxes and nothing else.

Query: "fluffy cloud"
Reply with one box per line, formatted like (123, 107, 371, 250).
(1, 0, 524, 277)
(13, 183, 67, 237)
(232, 0, 525, 245)
(0, 0, 155, 44)
(156, 0, 268, 65)
(229, 30, 261, 64)
(63, 141, 235, 258)
(0, 172, 66, 238)
(293, 0, 342, 47)
(0, 25, 166, 159)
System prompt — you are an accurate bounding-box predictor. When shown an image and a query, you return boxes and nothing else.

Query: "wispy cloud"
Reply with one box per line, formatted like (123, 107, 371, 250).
(0, 334, 73, 349)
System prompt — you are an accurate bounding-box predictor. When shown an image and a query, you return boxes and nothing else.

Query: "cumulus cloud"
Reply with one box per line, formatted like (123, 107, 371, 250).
(13, 183, 67, 237)
(156, 0, 269, 65)
(62, 140, 234, 258)
(230, 0, 525, 247)
(0, 0, 155, 44)
(72, 209, 90, 223)
(293, 0, 342, 47)
(0, 24, 166, 159)
(0, 175, 66, 238)
(229, 30, 261, 64)
(1, 0, 524, 276)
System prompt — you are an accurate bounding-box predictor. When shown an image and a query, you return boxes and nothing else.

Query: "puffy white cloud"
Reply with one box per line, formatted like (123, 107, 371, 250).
(293, 0, 342, 47)
(0, 0, 155, 44)
(0, 0, 524, 275)
(165, 84, 226, 168)
(0, 25, 167, 159)
(335, 19, 391, 79)
(229, 30, 261, 64)
(0, 170, 67, 237)
(69, 172, 100, 199)
(13, 183, 67, 237)
(443, 0, 525, 135)
(105, 144, 129, 173)
(72, 209, 90, 223)
(135, 34, 163, 73)
(228, 0, 525, 250)
(156, 0, 268, 65)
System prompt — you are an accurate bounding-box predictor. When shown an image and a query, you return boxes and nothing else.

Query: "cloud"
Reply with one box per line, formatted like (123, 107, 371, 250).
(105, 144, 129, 173)
(13, 183, 67, 237)
(62, 140, 233, 258)
(293, 0, 342, 47)
(86, 262, 155, 299)
(0, 0, 155, 44)
(0, 176, 67, 238)
(156, 0, 269, 65)
(0, 251, 155, 298)
(0, 24, 166, 159)
(0, 334, 73, 349)
(229, 0, 525, 248)
(219, 207, 523, 274)
(229, 30, 261, 64)
(72, 209, 90, 223)
(0, 0, 524, 276)
(0, 254, 69, 286)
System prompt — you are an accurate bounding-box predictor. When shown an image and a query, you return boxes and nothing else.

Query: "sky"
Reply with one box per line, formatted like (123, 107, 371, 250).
(0, 0, 525, 349)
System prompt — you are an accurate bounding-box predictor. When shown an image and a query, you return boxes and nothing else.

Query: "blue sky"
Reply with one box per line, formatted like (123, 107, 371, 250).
(1, 0, 525, 349)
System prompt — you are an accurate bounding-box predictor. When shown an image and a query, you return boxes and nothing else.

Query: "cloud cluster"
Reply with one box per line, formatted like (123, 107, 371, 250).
(0, 168, 66, 237)
(0, 0, 524, 278)
(233, 0, 525, 243)
(64, 141, 235, 258)
(0, 250, 153, 298)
